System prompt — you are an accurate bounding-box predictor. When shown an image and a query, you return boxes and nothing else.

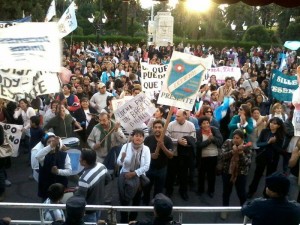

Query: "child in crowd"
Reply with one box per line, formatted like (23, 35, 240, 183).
(43, 183, 65, 222)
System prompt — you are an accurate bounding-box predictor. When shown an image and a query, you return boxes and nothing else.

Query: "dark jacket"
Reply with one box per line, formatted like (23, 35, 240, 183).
(283, 119, 294, 150)
(177, 136, 196, 157)
(241, 197, 300, 225)
(257, 128, 284, 155)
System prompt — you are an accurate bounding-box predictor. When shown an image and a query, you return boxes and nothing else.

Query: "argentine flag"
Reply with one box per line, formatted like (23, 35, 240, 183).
(214, 97, 235, 122)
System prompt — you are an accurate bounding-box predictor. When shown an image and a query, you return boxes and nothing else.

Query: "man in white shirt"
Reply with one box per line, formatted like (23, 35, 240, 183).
(89, 83, 112, 113)
(241, 74, 259, 95)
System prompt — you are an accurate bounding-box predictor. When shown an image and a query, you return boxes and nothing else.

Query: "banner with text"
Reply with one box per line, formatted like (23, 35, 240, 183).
(141, 63, 168, 93)
(0, 69, 61, 102)
(157, 51, 212, 111)
(0, 122, 23, 157)
(0, 22, 61, 72)
(111, 96, 133, 111)
(0, 16, 31, 29)
(114, 93, 156, 134)
(207, 66, 242, 84)
(270, 69, 298, 102)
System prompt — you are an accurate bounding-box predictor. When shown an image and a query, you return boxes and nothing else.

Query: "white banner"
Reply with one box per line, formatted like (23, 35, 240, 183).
(0, 122, 23, 157)
(114, 93, 156, 134)
(0, 69, 61, 102)
(207, 66, 242, 84)
(111, 96, 133, 112)
(58, 1, 77, 38)
(141, 63, 168, 93)
(0, 22, 61, 72)
(157, 52, 212, 111)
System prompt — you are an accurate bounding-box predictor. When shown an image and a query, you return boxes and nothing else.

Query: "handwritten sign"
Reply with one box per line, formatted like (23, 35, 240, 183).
(114, 93, 156, 133)
(0, 122, 23, 157)
(111, 96, 133, 111)
(207, 66, 242, 84)
(0, 69, 61, 102)
(141, 63, 168, 93)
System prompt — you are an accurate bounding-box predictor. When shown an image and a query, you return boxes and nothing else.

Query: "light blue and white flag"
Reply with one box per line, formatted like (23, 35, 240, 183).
(284, 41, 300, 51)
(279, 52, 287, 72)
(0, 16, 31, 29)
(45, 0, 56, 22)
(214, 97, 235, 122)
(58, 1, 77, 38)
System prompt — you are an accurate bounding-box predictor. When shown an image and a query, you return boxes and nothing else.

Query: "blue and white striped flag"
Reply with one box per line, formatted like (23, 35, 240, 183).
(214, 97, 235, 121)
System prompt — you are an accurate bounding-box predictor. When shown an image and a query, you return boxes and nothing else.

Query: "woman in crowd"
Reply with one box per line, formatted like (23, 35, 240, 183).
(219, 129, 252, 220)
(254, 94, 270, 116)
(247, 117, 285, 198)
(44, 103, 82, 138)
(267, 102, 288, 122)
(73, 97, 98, 146)
(56, 84, 80, 116)
(101, 96, 116, 119)
(43, 100, 60, 128)
(202, 106, 220, 128)
(117, 129, 150, 223)
(147, 107, 166, 135)
(228, 104, 253, 140)
(196, 116, 223, 198)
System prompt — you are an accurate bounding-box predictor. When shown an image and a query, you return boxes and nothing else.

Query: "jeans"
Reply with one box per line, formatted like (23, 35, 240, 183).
(143, 167, 167, 205)
(119, 189, 142, 223)
(222, 173, 247, 206)
(83, 211, 100, 224)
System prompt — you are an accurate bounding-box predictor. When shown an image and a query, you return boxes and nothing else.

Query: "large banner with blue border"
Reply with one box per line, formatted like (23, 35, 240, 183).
(270, 69, 298, 102)
(157, 51, 212, 110)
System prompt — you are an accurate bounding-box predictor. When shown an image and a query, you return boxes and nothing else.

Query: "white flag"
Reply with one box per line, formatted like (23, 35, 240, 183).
(45, 0, 56, 22)
(58, 1, 77, 38)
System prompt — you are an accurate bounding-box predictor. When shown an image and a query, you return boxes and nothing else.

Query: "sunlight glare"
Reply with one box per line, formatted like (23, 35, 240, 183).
(186, 0, 211, 12)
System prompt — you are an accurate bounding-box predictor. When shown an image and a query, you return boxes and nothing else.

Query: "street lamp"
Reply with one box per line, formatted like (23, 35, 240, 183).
(231, 21, 247, 45)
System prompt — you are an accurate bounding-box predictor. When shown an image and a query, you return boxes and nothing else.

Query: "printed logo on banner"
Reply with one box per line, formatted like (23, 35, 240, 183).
(167, 59, 205, 99)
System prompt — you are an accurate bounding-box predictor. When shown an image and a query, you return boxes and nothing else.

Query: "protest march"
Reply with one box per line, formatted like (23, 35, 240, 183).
(1, 1, 300, 224)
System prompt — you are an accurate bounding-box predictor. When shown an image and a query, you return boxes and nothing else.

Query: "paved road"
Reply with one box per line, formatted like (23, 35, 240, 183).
(0, 151, 299, 224)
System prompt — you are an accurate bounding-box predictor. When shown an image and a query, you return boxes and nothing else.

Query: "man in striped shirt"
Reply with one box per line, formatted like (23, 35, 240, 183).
(74, 149, 111, 224)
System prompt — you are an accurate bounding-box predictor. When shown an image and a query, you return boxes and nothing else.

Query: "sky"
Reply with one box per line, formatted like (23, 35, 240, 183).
(140, 0, 178, 9)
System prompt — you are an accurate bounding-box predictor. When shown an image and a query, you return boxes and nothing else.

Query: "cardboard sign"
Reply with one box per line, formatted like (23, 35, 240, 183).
(0, 122, 23, 157)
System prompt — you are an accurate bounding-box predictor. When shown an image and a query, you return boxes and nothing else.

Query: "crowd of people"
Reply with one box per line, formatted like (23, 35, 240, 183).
(1, 40, 300, 224)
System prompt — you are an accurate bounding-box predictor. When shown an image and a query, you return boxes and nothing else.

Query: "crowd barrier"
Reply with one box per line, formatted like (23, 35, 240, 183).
(0, 203, 249, 225)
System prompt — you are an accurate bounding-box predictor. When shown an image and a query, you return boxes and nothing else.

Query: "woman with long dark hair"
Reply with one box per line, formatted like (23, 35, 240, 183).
(247, 117, 285, 198)
(228, 104, 254, 140)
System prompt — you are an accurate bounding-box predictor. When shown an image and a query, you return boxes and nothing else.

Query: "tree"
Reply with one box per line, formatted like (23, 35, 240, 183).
(243, 25, 270, 44)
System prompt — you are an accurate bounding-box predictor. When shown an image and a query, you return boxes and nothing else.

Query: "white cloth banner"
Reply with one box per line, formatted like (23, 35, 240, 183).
(0, 22, 61, 72)
(141, 63, 168, 93)
(58, 1, 77, 38)
(111, 96, 133, 111)
(114, 93, 156, 134)
(0, 69, 61, 102)
(0, 122, 23, 157)
(45, 0, 56, 22)
(157, 51, 212, 111)
(207, 66, 242, 84)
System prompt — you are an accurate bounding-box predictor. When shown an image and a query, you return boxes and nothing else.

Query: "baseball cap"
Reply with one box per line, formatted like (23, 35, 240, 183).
(98, 82, 106, 88)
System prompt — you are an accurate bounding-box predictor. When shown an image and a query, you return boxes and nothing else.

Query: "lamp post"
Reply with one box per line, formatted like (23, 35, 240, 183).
(231, 21, 248, 45)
